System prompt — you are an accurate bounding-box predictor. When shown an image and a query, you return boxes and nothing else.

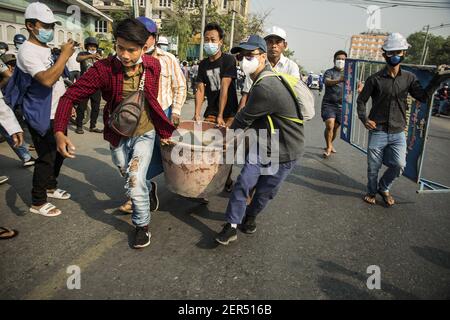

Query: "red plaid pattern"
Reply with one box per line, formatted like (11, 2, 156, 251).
(54, 55, 176, 147)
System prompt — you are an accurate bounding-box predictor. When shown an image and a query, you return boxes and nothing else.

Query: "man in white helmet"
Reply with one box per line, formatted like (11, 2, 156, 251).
(157, 36, 169, 52)
(238, 26, 300, 109)
(357, 32, 448, 207)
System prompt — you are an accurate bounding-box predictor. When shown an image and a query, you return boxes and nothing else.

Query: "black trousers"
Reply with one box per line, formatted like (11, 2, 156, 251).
(27, 121, 65, 206)
(76, 90, 101, 129)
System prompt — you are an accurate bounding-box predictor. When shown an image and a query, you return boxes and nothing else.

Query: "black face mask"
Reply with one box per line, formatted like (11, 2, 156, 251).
(385, 55, 404, 67)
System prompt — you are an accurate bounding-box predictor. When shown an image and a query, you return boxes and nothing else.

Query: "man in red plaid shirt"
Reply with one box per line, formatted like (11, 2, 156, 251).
(53, 19, 175, 249)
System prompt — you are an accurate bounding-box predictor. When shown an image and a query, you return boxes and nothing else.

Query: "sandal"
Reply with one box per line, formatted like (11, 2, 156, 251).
(323, 151, 331, 159)
(378, 190, 395, 207)
(324, 147, 337, 153)
(363, 194, 376, 205)
(29, 203, 62, 217)
(0, 227, 19, 240)
(119, 200, 133, 214)
(46, 189, 71, 200)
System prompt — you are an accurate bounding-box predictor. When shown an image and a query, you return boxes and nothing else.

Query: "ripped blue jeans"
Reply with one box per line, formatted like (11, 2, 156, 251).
(110, 130, 156, 227)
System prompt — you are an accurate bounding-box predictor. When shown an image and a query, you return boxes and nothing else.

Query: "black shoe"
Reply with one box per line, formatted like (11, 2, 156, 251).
(133, 226, 151, 249)
(89, 127, 103, 133)
(240, 215, 257, 234)
(215, 223, 237, 245)
(150, 181, 159, 212)
(75, 127, 84, 134)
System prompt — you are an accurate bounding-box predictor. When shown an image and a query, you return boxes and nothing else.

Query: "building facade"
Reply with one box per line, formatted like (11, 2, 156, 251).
(349, 32, 389, 62)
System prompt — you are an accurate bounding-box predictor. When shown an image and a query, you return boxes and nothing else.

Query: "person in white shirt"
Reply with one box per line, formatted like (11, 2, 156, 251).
(238, 26, 300, 109)
(10, 2, 75, 217)
(66, 47, 81, 83)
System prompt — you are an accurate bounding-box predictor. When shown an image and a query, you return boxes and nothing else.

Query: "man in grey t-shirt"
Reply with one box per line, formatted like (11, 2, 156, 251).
(322, 50, 347, 158)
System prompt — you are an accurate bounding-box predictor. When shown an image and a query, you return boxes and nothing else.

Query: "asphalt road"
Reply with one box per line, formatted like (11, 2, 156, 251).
(1, 91, 449, 300)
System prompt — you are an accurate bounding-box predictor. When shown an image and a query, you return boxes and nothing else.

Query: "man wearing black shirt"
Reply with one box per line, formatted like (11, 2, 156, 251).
(75, 37, 103, 134)
(194, 23, 239, 128)
(357, 33, 447, 207)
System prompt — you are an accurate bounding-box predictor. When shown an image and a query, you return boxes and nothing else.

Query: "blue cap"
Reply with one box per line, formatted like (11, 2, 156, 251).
(137, 16, 158, 34)
(231, 35, 267, 54)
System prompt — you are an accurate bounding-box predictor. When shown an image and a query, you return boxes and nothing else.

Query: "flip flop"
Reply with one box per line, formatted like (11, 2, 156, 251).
(378, 190, 395, 207)
(46, 189, 71, 200)
(0, 227, 19, 240)
(29, 203, 62, 217)
(324, 147, 337, 153)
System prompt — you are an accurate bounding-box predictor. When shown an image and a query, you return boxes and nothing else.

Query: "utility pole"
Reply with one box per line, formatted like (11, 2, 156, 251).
(132, 0, 139, 18)
(421, 24, 430, 65)
(145, 0, 153, 18)
(199, 0, 207, 60)
(229, 1, 237, 52)
(423, 45, 429, 66)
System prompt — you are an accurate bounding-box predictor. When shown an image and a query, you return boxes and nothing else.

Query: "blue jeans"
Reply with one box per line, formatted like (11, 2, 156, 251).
(367, 130, 407, 195)
(439, 100, 448, 114)
(146, 107, 172, 181)
(110, 130, 156, 227)
(0, 124, 32, 162)
(225, 157, 298, 224)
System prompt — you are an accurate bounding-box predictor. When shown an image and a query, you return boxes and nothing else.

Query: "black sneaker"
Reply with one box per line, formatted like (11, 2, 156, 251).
(215, 223, 237, 245)
(240, 215, 257, 234)
(133, 226, 151, 249)
(150, 181, 159, 212)
(75, 127, 84, 134)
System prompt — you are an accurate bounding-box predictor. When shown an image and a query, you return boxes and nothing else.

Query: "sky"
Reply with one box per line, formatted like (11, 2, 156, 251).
(249, 0, 450, 73)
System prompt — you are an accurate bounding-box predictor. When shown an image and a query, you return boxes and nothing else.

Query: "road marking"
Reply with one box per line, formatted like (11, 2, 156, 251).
(25, 231, 123, 299)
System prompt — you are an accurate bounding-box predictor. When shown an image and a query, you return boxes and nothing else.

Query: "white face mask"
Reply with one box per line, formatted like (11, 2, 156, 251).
(116, 53, 143, 66)
(145, 45, 155, 54)
(88, 49, 97, 55)
(241, 56, 260, 76)
(0, 49, 5, 55)
(335, 59, 345, 70)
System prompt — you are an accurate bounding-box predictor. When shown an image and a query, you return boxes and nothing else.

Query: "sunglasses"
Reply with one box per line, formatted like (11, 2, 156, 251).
(236, 52, 262, 62)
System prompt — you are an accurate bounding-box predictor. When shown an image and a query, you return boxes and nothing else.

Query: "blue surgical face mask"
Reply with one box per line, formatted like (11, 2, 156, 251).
(36, 28, 54, 44)
(386, 55, 404, 67)
(204, 42, 219, 56)
(160, 45, 169, 52)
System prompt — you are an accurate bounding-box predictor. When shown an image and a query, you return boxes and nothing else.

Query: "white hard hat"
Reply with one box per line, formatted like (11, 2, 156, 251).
(158, 36, 169, 45)
(382, 32, 411, 51)
(25, 1, 62, 25)
(264, 26, 287, 41)
(309, 71, 313, 74)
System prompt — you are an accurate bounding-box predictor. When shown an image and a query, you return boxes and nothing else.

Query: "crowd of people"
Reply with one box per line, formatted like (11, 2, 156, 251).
(0, 2, 447, 246)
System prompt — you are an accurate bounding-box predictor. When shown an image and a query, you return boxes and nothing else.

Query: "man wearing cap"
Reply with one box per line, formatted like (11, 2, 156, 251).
(4, 2, 75, 217)
(215, 35, 305, 245)
(357, 32, 448, 207)
(116, 16, 186, 214)
(238, 26, 300, 109)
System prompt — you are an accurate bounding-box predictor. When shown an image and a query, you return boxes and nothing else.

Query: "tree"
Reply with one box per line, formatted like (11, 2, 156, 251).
(161, 0, 193, 60)
(405, 31, 450, 66)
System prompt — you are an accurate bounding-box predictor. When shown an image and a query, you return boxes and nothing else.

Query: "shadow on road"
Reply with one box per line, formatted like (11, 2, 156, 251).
(317, 259, 418, 299)
(411, 246, 450, 270)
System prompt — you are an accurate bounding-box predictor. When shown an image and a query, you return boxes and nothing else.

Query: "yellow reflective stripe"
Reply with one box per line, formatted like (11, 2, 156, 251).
(278, 115, 304, 124)
(267, 115, 276, 134)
